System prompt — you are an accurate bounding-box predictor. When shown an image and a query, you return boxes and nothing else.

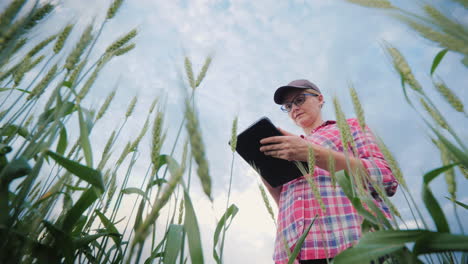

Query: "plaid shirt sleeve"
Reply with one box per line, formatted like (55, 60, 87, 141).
(347, 118, 398, 197)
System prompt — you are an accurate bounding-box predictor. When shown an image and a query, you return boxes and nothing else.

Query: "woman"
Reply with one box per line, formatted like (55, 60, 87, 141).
(259, 79, 398, 264)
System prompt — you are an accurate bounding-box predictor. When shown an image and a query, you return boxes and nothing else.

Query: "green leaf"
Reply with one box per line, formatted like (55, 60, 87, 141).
(64, 184, 88, 192)
(430, 49, 448, 76)
(183, 188, 204, 264)
(161, 154, 180, 175)
(428, 125, 468, 168)
(77, 107, 93, 168)
(288, 215, 318, 264)
(62, 81, 72, 88)
(164, 224, 184, 264)
(334, 230, 423, 264)
(121, 187, 151, 204)
(0, 157, 31, 185)
(43, 220, 74, 261)
(0, 157, 32, 224)
(213, 204, 239, 264)
(445, 196, 468, 210)
(422, 184, 449, 233)
(398, 71, 415, 108)
(0, 87, 31, 93)
(73, 232, 121, 249)
(423, 163, 458, 185)
(95, 210, 122, 247)
(0, 124, 29, 138)
(61, 187, 101, 233)
(150, 178, 167, 188)
(56, 126, 68, 155)
(413, 232, 468, 255)
(38, 101, 76, 124)
(361, 197, 392, 229)
(421, 164, 454, 233)
(144, 231, 169, 264)
(46, 150, 104, 191)
(0, 144, 12, 155)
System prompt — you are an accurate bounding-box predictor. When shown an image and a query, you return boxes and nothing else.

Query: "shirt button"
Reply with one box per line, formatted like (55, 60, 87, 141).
(298, 220, 303, 226)
(297, 197, 302, 201)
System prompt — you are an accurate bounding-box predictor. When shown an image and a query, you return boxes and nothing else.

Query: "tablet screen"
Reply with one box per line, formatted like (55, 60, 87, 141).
(233, 117, 306, 187)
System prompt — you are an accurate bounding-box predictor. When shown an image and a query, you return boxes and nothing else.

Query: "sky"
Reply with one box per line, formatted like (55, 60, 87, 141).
(3, 0, 468, 263)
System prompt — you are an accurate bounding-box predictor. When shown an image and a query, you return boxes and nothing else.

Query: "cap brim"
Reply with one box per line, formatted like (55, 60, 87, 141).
(274, 86, 309, 104)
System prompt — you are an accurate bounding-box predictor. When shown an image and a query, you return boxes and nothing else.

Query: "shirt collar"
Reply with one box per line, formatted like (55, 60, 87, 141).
(308, 120, 336, 135)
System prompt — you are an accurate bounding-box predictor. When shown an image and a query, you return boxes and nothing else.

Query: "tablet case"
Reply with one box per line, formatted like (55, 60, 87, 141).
(233, 117, 306, 187)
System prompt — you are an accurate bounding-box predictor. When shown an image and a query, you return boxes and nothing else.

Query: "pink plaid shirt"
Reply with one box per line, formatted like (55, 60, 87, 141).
(273, 118, 398, 263)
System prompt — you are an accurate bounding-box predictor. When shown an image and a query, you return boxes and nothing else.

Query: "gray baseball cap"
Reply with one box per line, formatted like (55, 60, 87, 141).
(274, 79, 321, 104)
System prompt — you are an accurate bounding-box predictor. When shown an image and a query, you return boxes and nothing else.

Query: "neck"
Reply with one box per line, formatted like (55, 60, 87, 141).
(302, 117, 324, 135)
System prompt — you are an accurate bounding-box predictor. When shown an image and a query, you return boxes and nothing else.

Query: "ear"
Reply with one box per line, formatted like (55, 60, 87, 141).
(317, 94, 325, 107)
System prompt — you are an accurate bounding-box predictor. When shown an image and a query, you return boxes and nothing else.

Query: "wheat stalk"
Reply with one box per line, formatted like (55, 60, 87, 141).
(13, 56, 31, 86)
(106, 0, 124, 19)
(27, 64, 57, 100)
(53, 24, 74, 54)
(185, 97, 212, 199)
(151, 109, 165, 174)
(27, 34, 57, 57)
(184, 56, 195, 89)
(306, 146, 326, 213)
(433, 79, 464, 113)
(130, 118, 150, 151)
(125, 96, 137, 118)
(67, 59, 87, 86)
(65, 24, 93, 71)
(114, 43, 135, 56)
(195, 56, 212, 88)
(327, 150, 337, 190)
(349, 84, 366, 131)
(95, 89, 116, 121)
(0, 0, 27, 33)
(397, 16, 468, 56)
(420, 98, 449, 130)
(384, 43, 424, 93)
(230, 116, 238, 152)
(258, 183, 276, 224)
(436, 140, 456, 201)
(376, 137, 407, 190)
(345, 0, 394, 9)
(106, 29, 137, 54)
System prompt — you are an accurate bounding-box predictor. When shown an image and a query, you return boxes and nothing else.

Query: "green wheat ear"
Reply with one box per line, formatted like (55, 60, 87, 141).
(345, 0, 394, 9)
(27, 64, 58, 100)
(125, 96, 137, 118)
(54, 24, 74, 54)
(435, 140, 456, 201)
(185, 97, 212, 200)
(433, 79, 464, 113)
(195, 56, 212, 88)
(106, 0, 124, 19)
(349, 83, 366, 131)
(258, 183, 276, 225)
(184, 56, 195, 89)
(420, 98, 449, 130)
(230, 116, 238, 152)
(384, 42, 423, 93)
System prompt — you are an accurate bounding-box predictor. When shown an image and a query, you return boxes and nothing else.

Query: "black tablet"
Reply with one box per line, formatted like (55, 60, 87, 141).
(232, 117, 306, 187)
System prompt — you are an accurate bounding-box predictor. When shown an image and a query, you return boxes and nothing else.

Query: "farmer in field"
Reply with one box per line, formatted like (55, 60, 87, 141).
(259, 79, 398, 264)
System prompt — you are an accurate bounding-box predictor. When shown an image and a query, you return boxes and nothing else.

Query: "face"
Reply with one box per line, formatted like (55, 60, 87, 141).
(283, 89, 324, 129)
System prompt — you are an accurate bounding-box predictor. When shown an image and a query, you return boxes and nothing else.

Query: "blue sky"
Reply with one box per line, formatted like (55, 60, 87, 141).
(4, 0, 468, 263)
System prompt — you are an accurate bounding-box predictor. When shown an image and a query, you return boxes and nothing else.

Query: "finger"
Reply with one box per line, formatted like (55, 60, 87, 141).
(265, 150, 281, 157)
(260, 143, 282, 152)
(260, 136, 285, 144)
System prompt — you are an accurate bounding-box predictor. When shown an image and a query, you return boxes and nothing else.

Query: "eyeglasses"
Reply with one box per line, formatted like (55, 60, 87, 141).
(280, 93, 318, 113)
